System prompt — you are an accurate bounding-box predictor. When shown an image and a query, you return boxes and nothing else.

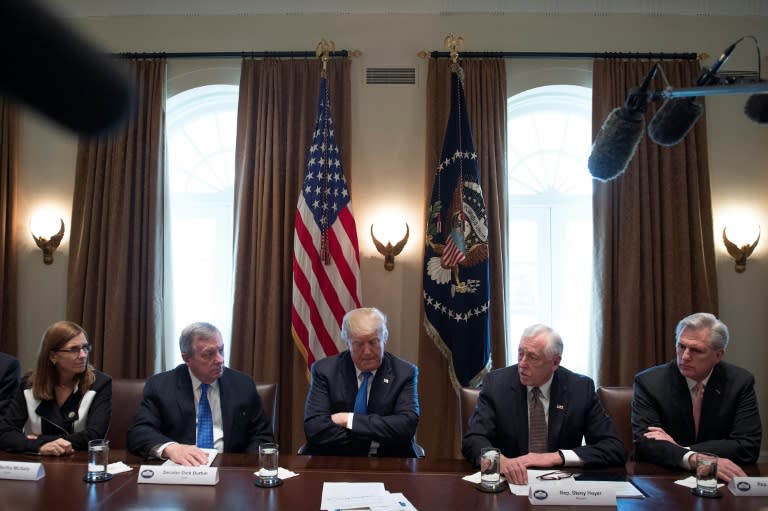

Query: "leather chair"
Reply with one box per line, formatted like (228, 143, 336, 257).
(256, 382, 278, 435)
(597, 386, 634, 455)
(109, 379, 146, 449)
(458, 387, 481, 439)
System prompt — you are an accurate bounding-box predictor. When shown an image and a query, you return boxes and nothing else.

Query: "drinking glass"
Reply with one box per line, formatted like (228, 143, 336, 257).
(477, 447, 505, 492)
(255, 442, 281, 487)
(691, 452, 719, 497)
(83, 439, 112, 482)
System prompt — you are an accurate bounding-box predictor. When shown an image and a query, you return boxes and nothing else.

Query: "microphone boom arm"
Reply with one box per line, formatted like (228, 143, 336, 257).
(653, 81, 768, 99)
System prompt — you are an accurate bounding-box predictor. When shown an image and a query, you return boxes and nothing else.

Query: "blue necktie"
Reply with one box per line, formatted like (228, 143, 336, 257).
(197, 383, 214, 449)
(353, 372, 372, 415)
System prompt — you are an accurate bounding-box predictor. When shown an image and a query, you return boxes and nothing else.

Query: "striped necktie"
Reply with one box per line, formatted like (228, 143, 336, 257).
(197, 383, 214, 449)
(528, 387, 548, 453)
(353, 372, 372, 415)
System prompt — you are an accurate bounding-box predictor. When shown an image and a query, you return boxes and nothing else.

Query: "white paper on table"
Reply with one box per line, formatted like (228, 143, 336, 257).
(107, 461, 134, 474)
(320, 482, 387, 510)
(254, 467, 299, 479)
(162, 448, 218, 467)
(674, 476, 724, 489)
(368, 492, 418, 511)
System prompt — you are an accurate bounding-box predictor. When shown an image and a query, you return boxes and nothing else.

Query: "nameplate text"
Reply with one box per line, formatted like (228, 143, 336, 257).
(529, 481, 616, 506)
(137, 465, 219, 485)
(728, 477, 768, 496)
(0, 461, 45, 481)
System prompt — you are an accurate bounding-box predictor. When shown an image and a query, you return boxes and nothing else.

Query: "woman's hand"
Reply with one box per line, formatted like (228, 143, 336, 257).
(39, 438, 74, 456)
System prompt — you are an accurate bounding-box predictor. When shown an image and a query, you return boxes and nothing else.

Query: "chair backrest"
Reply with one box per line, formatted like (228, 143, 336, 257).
(256, 382, 278, 435)
(109, 378, 146, 450)
(597, 386, 634, 455)
(458, 387, 481, 439)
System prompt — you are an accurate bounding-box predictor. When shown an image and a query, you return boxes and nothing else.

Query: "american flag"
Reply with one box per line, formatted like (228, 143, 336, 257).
(292, 75, 362, 371)
(441, 225, 467, 267)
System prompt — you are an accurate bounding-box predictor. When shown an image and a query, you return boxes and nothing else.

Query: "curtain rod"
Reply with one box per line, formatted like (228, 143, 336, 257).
(115, 50, 352, 59)
(425, 51, 698, 60)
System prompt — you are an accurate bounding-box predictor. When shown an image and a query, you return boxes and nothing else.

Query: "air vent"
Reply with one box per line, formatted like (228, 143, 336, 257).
(365, 67, 416, 85)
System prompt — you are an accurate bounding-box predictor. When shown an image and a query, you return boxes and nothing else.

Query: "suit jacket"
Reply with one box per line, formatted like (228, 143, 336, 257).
(303, 351, 420, 457)
(0, 369, 111, 452)
(127, 365, 273, 458)
(632, 360, 761, 468)
(0, 352, 21, 411)
(462, 365, 626, 467)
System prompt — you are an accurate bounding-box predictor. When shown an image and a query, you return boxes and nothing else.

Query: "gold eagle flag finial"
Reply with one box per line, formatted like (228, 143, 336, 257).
(315, 38, 336, 76)
(443, 34, 464, 64)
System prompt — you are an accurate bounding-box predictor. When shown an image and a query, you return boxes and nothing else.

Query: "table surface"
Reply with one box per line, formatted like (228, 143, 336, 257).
(1, 450, 766, 511)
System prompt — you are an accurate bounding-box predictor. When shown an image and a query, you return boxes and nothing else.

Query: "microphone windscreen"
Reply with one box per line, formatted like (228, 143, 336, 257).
(647, 98, 703, 147)
(588, 107, 645, 182)
(744, 94, 768, 124)
(0, 0, 131, 135)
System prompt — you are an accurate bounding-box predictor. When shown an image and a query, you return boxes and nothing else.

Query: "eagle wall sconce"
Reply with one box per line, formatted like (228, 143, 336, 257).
(371, 223, 409, 271)
(722, 225, 760, 273)
(30, 212, 65, 265)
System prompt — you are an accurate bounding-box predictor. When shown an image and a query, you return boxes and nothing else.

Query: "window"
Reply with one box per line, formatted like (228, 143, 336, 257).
(506, 85, 594, 377)
(164, 85, 238, 368)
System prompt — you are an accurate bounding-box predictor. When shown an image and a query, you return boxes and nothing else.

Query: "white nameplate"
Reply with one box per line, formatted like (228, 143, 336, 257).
(0, 461, 45, 481)
(137, 465, 218, 485)
(529, 482, 616, 506)
(728, 477, 768, 496)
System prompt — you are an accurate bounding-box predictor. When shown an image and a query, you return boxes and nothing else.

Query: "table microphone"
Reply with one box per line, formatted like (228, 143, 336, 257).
(648, 41, 738, 146)
(588, 64, 658, 182)
(0, 0, 131, 136)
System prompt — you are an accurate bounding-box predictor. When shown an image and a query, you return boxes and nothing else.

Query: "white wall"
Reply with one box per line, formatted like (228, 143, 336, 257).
(15, 13, 768, 456)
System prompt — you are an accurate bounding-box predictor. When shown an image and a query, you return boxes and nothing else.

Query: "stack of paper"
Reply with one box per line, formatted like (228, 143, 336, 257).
(320, 482, 418, 511)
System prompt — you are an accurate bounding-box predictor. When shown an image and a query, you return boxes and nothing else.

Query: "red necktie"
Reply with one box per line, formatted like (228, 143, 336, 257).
(693, 382, 704, 436)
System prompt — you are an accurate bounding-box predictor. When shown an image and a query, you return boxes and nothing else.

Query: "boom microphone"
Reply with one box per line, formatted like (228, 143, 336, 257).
(588, 64, 658, 182)
(648, 41, 738, 146)
(0, 0, 131, 135)
(744, 93, 768, 124)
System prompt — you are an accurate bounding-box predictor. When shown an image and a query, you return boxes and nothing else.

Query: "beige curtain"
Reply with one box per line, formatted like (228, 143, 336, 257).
(0, 99, 19, 355)
(418, 58, 507, 459)
(592, 59, 718, 386)
(230, 58, 351, 452)
(67, 59, 166, 378)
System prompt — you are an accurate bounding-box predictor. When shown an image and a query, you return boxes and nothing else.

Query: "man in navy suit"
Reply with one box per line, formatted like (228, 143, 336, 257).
(127, 322, 273, 466)
(0, 352, 21, 410)
(302, 307, 420, 457)
(462, 324, 625, 484)
(632, 312, 761, 482)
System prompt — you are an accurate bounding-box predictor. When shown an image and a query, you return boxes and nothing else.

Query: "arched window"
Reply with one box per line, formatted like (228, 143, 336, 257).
(164, 84, 238, 368)
(506, 84, 594, 377)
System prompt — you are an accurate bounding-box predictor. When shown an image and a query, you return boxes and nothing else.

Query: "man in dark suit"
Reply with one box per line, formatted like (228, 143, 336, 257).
(302, 307, 420, 457)
(128, 322, 273, 466)
(0, 352, 21, 410)
(462, 324, 625, 484)
(632, 312, 761, 482)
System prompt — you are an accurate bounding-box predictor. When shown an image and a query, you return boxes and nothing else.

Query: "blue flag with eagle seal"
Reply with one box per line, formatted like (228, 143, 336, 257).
(423, 63, 491, 389)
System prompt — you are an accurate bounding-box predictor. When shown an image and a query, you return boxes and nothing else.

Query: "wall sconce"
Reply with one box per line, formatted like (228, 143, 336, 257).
(371, 223, 409, 271)
(30, 213, 65, 265)
(722, 226, 760, 273)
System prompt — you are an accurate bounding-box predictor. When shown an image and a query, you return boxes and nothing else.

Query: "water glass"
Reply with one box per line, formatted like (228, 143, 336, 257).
(256, 442, 281, 487)
(84, 439, 112, 482)
(479, 447, 501, 487)
(692, 452, 718, 497)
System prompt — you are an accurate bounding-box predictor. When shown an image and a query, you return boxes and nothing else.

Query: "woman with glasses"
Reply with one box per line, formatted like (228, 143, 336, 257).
(0, 321, 111, 455)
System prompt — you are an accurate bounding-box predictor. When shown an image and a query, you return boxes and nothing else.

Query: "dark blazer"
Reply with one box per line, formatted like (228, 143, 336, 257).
(0, 352, 21, 410)
(127, 364, 273, 458)
(0, 369, 111, 452)
(303, 351, 420, 457)
(462, 365, 626, 467)
(632, 360, 761, 468)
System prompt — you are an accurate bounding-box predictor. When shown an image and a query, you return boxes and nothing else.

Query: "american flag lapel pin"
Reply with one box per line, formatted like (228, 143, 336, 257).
(384, 378, 390, 384)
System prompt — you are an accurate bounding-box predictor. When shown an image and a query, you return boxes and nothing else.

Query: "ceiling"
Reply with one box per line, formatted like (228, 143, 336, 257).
(40, 0, 768, 18)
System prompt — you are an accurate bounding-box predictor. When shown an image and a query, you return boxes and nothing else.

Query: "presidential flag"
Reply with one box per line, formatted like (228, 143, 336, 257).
(423, 64, 491, 389)
(292, 75, 361, 371)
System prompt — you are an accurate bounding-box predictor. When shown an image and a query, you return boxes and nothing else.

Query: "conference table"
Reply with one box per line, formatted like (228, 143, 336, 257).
(1, 450, 767, 510)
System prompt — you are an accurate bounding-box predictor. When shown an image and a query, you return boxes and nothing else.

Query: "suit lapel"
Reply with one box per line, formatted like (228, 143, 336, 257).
(368, 354, 393, 412)
(698, 364, 725, 439)
(341, 353, 359, 408)
(548, 371, 565, 449)
(176, 366, 197, 444)
(669, 366, 696, 438)
(219, 370, 230, 450)
(511, 372, 529, 454)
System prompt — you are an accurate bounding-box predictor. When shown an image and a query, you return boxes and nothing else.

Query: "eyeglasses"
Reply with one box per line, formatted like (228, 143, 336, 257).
(56, 344, 91, 355)
(536, 470, 572, 480)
